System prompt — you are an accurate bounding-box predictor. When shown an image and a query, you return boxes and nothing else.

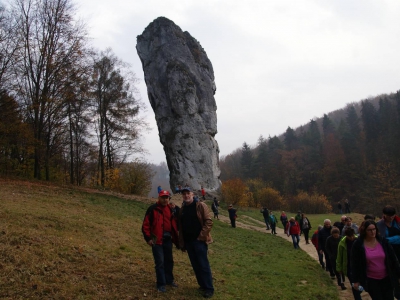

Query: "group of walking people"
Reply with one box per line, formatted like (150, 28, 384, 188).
(313, 205, 400, 300)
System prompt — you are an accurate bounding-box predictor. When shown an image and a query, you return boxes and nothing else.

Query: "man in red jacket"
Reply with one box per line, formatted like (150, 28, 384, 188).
(142, 190, 179, 293)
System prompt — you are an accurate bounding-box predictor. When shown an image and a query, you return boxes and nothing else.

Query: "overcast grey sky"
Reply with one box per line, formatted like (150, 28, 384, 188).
(78, 0, 400, 164)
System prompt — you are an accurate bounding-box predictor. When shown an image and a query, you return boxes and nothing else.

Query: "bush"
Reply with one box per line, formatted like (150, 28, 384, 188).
(287, 191, 332, 214)
(256, 187, 285, 210)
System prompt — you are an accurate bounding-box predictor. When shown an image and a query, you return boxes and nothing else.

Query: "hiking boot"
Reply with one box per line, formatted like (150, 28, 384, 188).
(203, 291, 214, 298)
(340, 283, 347, 290)
(168, 282, 178, 288)
(157, 286, 166, 292)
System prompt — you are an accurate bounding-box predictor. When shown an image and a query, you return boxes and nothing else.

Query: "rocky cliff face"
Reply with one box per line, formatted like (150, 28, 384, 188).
(136, 17, 221, 192)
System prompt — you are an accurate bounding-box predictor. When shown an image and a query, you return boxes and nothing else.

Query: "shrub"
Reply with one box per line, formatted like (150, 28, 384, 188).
(256, 187, 285, 210)
(287, 191, 332, 214)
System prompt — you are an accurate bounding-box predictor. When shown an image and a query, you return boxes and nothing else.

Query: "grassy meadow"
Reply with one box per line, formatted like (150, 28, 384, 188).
(0, 179, 339, 299)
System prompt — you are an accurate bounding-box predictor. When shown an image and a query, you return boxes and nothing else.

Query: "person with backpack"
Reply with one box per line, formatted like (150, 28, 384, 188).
(269, 211, 278, 235)
(142, 190, 179, 293)
(300, 213, 312, 244)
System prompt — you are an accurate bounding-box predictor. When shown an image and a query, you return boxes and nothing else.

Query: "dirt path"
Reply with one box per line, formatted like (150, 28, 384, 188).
(215, 213, 373, 300)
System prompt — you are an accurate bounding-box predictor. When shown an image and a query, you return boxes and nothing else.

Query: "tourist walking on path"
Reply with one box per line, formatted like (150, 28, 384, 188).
(336, 228, 361, 300)
(228, 204, 237, 228)
(376, 205, 400, 299)
(211, 200, 219, 219)
(295, 211, 302, 235)
(280, 211, 288, 229)
(269, 211, 278, 235)
(142, 190, 179, 293)
(178, 187, 214, 298)
(351, 220, 400, 300)
(333, 215, 347, 236)
(260, 207, 270, 230)
(341, 217, 359, 236)
(318, 219, 336, 278)
(300, 213, 312, 244)
(325, 227, 346, 290)
(286, 217, 301, 249)
(312, 225, 325, 269)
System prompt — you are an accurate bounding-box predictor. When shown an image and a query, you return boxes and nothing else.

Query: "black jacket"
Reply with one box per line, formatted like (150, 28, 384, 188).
(351, 236, 400, 292)
(318, 226, 332, 252)
(325, 235, 341, 264)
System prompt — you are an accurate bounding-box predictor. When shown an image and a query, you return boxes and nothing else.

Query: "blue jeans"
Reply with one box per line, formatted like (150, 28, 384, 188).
(152, 239, 174, 288)
(291, 234, 300, 248)
(185, 239, 214, 293)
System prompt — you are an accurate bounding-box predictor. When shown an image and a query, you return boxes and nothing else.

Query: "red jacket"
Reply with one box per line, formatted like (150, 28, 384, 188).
(311, 229, 319, 250)
(285, 221, 300, 235)
(142, 202, 179, 246)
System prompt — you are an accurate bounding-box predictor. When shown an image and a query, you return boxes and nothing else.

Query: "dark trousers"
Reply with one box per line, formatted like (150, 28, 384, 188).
(185, 240, 214, 293)
(270, 223, 276, 234)
(330, 259, 345, 286)
(230, 217, 236, 228)
(367, 276, 393, 300)
(264, 217, 270, 229)
(303, 229, 310, 243)
(317, 250, 325, 268)
(323, 250, 334, 276)
(347, 270, 362, 300)
(152, 239, 174, 288)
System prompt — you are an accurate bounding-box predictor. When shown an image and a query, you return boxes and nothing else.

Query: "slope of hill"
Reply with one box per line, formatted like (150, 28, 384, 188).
(0, 179, 338, 299)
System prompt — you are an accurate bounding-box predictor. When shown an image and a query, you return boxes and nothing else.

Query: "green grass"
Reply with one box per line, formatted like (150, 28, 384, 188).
(0, 179, 339, 299)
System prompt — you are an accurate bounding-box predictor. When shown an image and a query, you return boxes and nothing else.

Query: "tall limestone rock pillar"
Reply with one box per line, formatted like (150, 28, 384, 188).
(136, 17, 221, 192)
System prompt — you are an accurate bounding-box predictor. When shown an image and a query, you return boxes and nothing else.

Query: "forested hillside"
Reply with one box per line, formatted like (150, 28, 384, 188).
(0, 0, 152, 195)
(220, 92, 400, 214)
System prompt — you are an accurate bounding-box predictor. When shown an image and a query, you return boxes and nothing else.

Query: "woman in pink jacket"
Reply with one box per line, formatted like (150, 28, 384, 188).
(286, 217, 301, 249)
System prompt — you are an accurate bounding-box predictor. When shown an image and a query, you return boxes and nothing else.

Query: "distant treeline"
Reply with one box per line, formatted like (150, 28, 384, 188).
(0, 0, 151, 195)
(220, 91, 400, 214)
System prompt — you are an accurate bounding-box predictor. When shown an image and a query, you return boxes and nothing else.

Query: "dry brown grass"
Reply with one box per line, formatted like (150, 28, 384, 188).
(0, 179, 200, 299)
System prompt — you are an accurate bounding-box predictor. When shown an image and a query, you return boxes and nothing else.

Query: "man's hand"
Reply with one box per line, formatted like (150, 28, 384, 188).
(147, 240, 154, 246)
(319, 250, 323, 254)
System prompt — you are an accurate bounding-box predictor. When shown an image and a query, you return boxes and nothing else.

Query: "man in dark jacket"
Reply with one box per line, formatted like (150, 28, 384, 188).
(228, 204, 238, 228)
(142, 190, 179, 293)
(260, 207, 270, 230)
(178, 187, 214, 298)
(318, 219, 335, 278)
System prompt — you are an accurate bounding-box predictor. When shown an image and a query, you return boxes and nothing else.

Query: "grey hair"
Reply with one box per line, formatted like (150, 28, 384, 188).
(318, 225, 323, 230)
(323, 219, 331, 224)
